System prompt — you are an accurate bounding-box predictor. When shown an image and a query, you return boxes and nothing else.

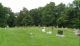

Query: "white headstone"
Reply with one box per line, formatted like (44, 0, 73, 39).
(74, 29, 80, 35)
(42, 27, 46, 32)
(73, 28, 79, 33)
(47, 31, 52, 35)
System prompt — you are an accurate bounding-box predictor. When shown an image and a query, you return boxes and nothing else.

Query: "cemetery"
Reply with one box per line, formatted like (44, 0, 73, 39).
(0, 0, 80, 46)
(0, 27, 80, 46)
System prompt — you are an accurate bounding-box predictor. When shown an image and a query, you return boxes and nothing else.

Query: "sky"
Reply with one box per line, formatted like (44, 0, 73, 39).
(0, 0, 74, 12)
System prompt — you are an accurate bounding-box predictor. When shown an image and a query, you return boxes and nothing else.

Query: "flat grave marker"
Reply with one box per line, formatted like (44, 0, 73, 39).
(47, 31, 52, 35)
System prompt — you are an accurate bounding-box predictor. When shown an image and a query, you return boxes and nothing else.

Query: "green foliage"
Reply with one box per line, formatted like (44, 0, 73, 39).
(0, 0, 80, 28)
(15, 1, 80, 28)
(16, 7, 29, 26)
(7, 13, 16, 27)
(0, 3, 12, 27)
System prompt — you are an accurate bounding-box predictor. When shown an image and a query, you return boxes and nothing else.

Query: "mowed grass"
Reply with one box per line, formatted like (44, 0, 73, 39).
(0, 27, 80, 46)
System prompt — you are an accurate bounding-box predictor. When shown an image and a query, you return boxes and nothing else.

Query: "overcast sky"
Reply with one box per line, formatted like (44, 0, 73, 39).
(0, 0, 74, 12)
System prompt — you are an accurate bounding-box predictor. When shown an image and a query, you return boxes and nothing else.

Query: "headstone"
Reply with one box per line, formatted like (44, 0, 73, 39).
(58, 30, 63, 35)
(47, 31, 52, 35)
(74, 29, 80, 36)
(76, 31, 80, 36)
(5, 25, 9, 30)
(41, 27, 46, 32)
(56, 30, 64, 38)
(73, 28, 77, 32)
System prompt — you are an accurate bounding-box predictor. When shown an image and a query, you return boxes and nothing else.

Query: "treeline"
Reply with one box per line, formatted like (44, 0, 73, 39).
(0, 0, 80, 28)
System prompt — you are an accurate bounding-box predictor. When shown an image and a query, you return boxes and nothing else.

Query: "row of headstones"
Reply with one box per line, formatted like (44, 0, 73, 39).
(73, 28, 80, 36)
(41, 27, 64, 38)
(4, 26, 80, 37)
(41, 27, 80, 37)
(42, 27, 52, 35)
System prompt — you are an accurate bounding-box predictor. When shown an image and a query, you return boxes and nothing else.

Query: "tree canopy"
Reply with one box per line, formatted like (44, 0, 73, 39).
(0, 0, 80, 28)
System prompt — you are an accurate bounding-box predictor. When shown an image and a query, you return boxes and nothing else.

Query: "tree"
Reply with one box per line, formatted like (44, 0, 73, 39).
(16, 7, 29, 26)
(7, 12, 16, 27)
(54, 3, 66, 27)
(56, 13, 68, 27)
(72, 0, 80, 28)
(30, 9, 41, 26)
(0, 3, 12, 27)
(41, 2, 55, 26)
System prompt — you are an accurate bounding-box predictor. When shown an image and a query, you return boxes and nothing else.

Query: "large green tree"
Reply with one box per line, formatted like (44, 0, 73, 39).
(16, 7, 29, 26)
(0, 3, 12, 27)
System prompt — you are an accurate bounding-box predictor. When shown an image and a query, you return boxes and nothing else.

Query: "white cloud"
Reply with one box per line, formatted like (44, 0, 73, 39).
(0, 0, 74, 12)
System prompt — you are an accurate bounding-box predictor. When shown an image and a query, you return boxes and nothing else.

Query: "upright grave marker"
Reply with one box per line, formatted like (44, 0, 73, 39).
(41, 27, 46, 32)
(74, 29, 80, 36)
(73, 28, 77, 32)
(56, 30, 64, 38)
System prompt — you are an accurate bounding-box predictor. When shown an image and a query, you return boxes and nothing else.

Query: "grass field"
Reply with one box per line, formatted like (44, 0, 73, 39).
(0, 27, 80, 46)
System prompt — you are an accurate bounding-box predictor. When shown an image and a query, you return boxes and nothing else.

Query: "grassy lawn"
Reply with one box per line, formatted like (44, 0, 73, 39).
(0, 27, 80, 46)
